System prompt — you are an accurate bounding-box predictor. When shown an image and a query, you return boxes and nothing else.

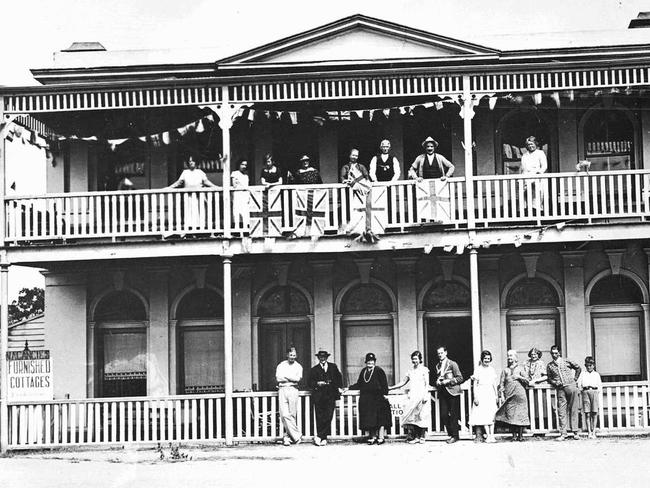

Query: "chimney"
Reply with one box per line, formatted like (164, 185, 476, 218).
(61, 42, 107, 52)
(629, 12, 650, 28)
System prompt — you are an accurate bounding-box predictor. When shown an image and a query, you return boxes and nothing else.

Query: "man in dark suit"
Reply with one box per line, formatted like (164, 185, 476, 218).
(308, 349, 343, 446)
(435, 345, 464, 443)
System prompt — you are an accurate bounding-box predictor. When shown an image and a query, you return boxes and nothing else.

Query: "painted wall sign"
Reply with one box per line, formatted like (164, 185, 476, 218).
(6, 348, 53, 401)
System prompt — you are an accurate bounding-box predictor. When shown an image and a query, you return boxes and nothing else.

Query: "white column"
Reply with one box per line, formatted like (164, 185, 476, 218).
(469, 249, 481, 365)
(0, 252, 9, 452)
(223, 256, 234, 445)
(219, 113, 232, 238)
(462, 75, 476, 229)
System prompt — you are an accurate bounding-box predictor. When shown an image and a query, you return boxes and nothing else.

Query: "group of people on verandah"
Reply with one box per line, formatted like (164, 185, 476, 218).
(275, 343, 602, 447)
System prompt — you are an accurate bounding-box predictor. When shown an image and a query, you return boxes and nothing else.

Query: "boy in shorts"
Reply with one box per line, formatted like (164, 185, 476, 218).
(577, 356, 602, 439)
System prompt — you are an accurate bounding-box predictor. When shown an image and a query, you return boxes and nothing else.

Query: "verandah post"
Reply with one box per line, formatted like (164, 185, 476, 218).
(461, 76, 481, 365)
(0, 251, 9, 452)
(223, 255, 234, 445)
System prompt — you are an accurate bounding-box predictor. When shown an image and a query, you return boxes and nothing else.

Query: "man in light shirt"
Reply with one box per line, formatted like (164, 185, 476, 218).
(276, 347, 303, 445)
(369, 140, 401, 182)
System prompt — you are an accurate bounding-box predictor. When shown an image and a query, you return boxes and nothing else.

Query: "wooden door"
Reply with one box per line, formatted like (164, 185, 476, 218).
(426, 316, 473, 383)
(259, 321, 310, 391)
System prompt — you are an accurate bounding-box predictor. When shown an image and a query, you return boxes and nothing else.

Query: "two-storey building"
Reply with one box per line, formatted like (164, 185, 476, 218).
(2, 14, 650, 449)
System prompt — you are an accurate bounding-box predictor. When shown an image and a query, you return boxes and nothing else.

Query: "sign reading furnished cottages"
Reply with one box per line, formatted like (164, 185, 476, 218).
(6, 348, 53, 401)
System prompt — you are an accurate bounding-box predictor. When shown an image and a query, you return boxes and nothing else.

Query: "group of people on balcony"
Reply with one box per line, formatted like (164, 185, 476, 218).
(275, 342, 601, 447)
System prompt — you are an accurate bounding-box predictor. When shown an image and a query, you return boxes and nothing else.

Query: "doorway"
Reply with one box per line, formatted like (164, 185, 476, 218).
(258, 321, 311, 391)
(426, 316, 473, 382)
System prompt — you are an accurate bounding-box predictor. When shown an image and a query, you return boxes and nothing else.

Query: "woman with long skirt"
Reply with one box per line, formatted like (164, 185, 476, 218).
(348, 352, 392, 445)
(495, 349, 530, 441)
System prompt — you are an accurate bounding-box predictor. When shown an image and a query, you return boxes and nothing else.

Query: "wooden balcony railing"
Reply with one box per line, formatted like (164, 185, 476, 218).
(4, 170, 650, 244)
(6, 381, 650, 449)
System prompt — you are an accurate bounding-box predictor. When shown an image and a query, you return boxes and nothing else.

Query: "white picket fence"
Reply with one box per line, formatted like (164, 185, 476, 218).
(6, 381, 650, 449)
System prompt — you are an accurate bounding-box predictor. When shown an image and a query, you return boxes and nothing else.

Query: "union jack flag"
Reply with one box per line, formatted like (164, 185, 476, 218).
(249, 188, 284, 237)
(346, 186, 388, 236)
(292, 188, 328, 237)
(416, 179, 451, 223)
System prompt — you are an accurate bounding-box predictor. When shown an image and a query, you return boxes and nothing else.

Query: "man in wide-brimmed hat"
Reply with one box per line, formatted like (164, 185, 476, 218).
(308, 348, 343, 446)
(408, 136, 455, 180)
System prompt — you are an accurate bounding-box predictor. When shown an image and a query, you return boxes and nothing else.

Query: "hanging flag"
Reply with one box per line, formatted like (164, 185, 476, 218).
(551, 91, 561, 107)
(382, 108, 390, 118)
(488, 97, 498, 110)
(108, 138, 129, 151)
(248, 188, 284, 237)
(533, 93, 542, 105)
(346, 186, 387, 241)
(435, 101, 444, 111)
(345, 165, 372, 196)
(162, 131, 171, 145)
(292, 188, 328, 237)
(416, 179, 452, 224)
(195, 119, 205, 133)
(247, 109, 256, 122)
(289, 112, 298, 125)
(354, 110, 364, 119)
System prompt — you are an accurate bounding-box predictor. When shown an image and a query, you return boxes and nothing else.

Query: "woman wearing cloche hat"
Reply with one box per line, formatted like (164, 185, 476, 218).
(346, 352, 392, 445)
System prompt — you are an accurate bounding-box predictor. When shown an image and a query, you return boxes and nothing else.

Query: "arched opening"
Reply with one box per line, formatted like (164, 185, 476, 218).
(590, 274, 646, 381)
(505, 278, 561, 361)
(495, 108, 554, 174)
(93, 290, 148, 398)
(176, 288, 224, 394)
(340, 283, 395, 385)
(257, 285, 311, 390)
(581, 105, 638, 171)
(422, 280, 472, 380)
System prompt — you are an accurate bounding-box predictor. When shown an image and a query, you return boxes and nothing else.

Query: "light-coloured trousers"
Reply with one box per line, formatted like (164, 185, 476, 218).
(279, 386, 301, 442)
(557, 384, 580, 434)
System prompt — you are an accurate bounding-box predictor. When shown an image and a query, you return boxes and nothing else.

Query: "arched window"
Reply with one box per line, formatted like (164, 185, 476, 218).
(177, 288, 224, 394)
(496, 109, 553, 174)
(340, 283, 395, 385)
(590, 274, 646, 381)
(257, 285, 311, 390)
(422, 280, 472, 381)
(583, 107, 636, 171)
(94, 290, 148, 398)
(505, 278, 560, 361)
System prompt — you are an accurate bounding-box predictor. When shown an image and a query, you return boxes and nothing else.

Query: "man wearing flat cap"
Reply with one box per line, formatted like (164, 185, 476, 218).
(308, 349, 343, 446)
(408, 136, 455, 181)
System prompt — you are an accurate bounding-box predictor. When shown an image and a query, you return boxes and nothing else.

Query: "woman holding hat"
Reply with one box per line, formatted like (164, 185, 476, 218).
(347, 352, 392, 445)
(288, 155, 323, 185)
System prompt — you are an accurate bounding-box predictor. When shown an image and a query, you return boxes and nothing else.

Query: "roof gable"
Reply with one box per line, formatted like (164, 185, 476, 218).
(219, 14, 497, 65)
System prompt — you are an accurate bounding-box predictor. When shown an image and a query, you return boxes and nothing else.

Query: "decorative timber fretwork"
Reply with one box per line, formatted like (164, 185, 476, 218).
(228, 74, 463, 103)
(3, 65, 650, 114)
(3, 85, 223, 114)
(470, 66, 650, 94)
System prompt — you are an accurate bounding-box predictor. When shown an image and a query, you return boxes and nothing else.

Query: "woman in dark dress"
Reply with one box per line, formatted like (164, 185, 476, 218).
(289, 155, 323, 185)
(260, 153, 283, 187)
(348, 352, 392, 445)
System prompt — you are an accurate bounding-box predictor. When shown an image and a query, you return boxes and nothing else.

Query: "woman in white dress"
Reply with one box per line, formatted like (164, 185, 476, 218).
(231, 159, 250, 230)
(520, 136, 548, 212)
(389, 350, 431, 444)
(167, 156, 219, 231)
(470, 350, 498, 443)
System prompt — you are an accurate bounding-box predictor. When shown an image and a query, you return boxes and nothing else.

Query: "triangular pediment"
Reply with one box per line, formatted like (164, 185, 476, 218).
(219, 14, 497, 65)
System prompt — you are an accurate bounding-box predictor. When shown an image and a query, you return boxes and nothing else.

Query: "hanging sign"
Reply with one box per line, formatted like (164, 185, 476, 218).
(6, 348, 53, 401)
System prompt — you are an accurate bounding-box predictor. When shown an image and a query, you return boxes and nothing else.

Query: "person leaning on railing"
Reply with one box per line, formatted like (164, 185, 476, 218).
(287, 155, 323, 185)
(166, 156, 220, 190)
(407, 136, 455, 182)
